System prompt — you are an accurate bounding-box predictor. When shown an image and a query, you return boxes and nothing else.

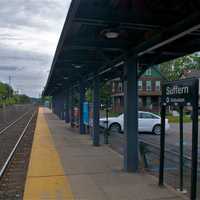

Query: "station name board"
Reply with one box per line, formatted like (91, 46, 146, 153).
(161, 78, 199, 106)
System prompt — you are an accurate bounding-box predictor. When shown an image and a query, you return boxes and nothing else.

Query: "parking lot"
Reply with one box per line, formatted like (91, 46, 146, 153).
(140, 123, 200, 155)
(105, 122, 200, 158)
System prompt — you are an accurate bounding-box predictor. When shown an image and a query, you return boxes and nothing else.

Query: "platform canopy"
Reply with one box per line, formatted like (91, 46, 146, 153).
(43, 0, 200, 96)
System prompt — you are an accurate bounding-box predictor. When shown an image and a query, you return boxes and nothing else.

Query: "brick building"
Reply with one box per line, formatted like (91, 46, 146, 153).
(110, 67, 162, 113)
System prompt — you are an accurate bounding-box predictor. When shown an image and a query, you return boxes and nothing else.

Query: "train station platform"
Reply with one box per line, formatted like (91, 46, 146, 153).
(23, 107, 187, 200)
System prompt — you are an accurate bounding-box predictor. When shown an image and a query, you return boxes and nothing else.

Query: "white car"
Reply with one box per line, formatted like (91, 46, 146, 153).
(99, 111, 170, 135)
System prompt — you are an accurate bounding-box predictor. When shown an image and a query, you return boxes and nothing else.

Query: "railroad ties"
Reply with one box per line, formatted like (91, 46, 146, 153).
(0, 105, 38, 200)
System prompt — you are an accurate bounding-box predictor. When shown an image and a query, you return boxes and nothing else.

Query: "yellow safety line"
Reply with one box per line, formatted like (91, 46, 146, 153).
(23, 107, 74, 200)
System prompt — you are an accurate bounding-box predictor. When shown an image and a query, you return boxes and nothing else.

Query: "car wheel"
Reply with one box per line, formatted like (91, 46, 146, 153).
(153, 125, 161, 135)
(109, 123, 121, 133)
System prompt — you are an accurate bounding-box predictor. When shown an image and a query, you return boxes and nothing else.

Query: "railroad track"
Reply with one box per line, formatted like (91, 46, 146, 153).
(0, 106, 38, 200)
(0, 104, 33, 131)
(0, 110, 33, 136)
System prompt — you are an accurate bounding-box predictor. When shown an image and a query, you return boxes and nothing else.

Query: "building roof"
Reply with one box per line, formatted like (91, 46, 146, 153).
(182, 69, 200, 78)
(43, 0, 200, 96)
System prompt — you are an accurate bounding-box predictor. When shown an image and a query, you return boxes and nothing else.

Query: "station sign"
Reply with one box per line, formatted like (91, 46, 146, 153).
(161, 78, 199, 106)
(83, 102, 89, 125)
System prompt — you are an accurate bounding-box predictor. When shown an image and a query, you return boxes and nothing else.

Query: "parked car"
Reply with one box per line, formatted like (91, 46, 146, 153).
(99, 111, 170, 135)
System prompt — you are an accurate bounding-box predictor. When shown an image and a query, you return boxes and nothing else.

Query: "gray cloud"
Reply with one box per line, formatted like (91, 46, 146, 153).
(0, 0, 71, 97)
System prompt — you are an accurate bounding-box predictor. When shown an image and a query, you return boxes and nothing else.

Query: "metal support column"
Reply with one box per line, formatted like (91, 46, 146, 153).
(70, 88, 75, 127)
(79, 81, 85, 134)
(123, 59, 139, 172)
(54, 95, 59, 116)
(93, 75, 100, 146)
(179, 106, 184, 191)
(191, 82, 199, 200)
(61, 92, 65, 120)
(52, 96, 55, 113)
(57, 93, 63, 120)
(65, 88, 70, 123)
(159, 105, 166, 186)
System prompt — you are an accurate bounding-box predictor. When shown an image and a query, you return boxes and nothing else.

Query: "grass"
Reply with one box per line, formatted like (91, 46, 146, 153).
(166, 115, 192, 123)
(108, 111, 121, 117)
(100, 110, 121, 118)
(101, 109, 194, 123)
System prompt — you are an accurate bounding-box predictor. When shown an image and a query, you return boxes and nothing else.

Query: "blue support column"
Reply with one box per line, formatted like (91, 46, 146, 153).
(65, 88, 70, 123)
(124, 59, 139, 172)
(54, 95, 59, 116)
(93, 76, 100, 146)
(58, 95, 61, 119)
(52, 96, 56, 113)
(57, 94, 62, 119)
(55, 92, 64, 120)
(70, 88, 75, 127)
(79, 81, 85, 134)
(68, 88, 72, 124)
(61, 92, 65, 120)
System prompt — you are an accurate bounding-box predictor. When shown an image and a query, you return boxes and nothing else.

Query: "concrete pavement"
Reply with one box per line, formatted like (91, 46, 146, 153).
(43, 108, 187, 200)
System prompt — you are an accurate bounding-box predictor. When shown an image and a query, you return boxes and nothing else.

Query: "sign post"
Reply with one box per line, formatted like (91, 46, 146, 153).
(179, 105, 184, 192)
(159, 105, 166, 186)
(160, 78, 199, 200)
(104, 97, 109, 144)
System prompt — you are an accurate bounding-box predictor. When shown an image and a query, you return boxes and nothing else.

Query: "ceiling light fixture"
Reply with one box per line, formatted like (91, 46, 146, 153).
(74, 65, 82, 69)
(105, 31, 119, 39)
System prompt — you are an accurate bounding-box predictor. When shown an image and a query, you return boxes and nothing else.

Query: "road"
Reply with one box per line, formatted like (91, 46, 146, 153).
(103, 123, 200, 158)
(140, 123, 200, 155)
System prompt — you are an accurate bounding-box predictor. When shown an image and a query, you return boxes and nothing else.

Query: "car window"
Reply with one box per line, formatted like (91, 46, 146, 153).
(119, 113, 159, 119)
(150, 114, 160, 119)
(140, 113, 159, 119)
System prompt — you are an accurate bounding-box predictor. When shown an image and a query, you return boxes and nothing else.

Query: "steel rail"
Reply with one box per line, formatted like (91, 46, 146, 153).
(0, 109, 33, 136)
(0, 111, 36, 178)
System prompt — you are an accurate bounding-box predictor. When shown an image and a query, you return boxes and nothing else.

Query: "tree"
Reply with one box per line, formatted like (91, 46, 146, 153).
(85, 88, 93, 103)
(17, 95, 31, 104)
(0, 80, 31, 106)
(100, 83, 111, 106)
(160, 53, 200, 81)
(0, 82, 7, 98)
(85, 82, 111, 106)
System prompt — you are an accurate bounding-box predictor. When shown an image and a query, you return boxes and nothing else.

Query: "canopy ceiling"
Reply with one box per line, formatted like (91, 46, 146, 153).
(43, 0, 200, 95)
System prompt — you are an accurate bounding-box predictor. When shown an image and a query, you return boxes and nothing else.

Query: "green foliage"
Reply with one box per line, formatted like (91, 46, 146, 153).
(100, 83, 111, 105)
(0, 81, 30, 106)
(85, 83, 111, 105)
(160, 53, 200, 81)
(166, 115, 192, 123)
(17, 95, 31, 104)
(40, 96, 52, 107)
(85, 88, 93, 103)
(41, 96, 52, 103)
(43, 96, 52, 101)
(0, 82, 13, 98)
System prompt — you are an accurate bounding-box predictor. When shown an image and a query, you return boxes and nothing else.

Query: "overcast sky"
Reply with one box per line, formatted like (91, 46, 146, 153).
(0, 0, 71, 97)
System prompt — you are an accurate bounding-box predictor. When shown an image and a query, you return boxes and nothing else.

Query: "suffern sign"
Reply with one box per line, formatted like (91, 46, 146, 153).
(161, 78, 199, 106)
(166, 86, 189, 95)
